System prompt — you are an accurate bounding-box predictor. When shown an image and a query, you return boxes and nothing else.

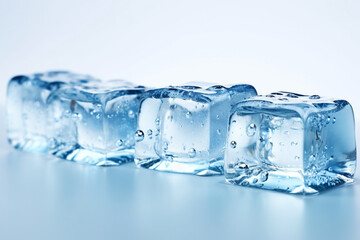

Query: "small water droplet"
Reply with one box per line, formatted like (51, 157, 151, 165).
(241, 181, 249, 186)
(217, 129, 221, 135)
(135, 130, 144, 142)
(260, 172, 269, 182)
(155, 118, 160, 126)
(147, 129, 153, 139)
(95, 113, 101, 119)
(326, 116, 331, 124)
(201, 123, 205, 127)
(246, 123, 256, 137)
(116, 139, 123, 147)
(230, 141, 237, 149)
(234, 162, 248, 169)
(216, 114, 220, 120)
(295, 156, 300, 161)
(72, 113, 82, 121)
(329, 155, 334, 161)
(128, 110, 135, 118)
(163, 141, 169, 151)
(188, 148, 196, 158)
(332, 117, 336, 124)
(186, 112, 192, 119)
(309, 95, 321, 99)
(252, 178, 258, 184)
(155, 129, 160, 136)
(231, 119, 237, 124)
(291, 141, 298, 146)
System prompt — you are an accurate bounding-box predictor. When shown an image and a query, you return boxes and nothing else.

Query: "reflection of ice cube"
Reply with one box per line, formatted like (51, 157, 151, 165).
(135, 83, 257, 175)
(47, 80, 145, 166)
(7, 71, 98, 153)
(225, 91, 356, 194)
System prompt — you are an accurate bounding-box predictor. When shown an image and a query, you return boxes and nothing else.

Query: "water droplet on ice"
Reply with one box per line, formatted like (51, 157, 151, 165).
(135, 130, 144, 142)
(128, 110, 135, 118)
(186, 111, 192, 119)
(309, 95, 320, 99)
(116, 139, 123, 147)
(246, 123, 256, 136)
(188, 148, 196, 158)
(230, 141, 237, 149)
(155, 117, 160, 125)
(260, 172, 269, 182)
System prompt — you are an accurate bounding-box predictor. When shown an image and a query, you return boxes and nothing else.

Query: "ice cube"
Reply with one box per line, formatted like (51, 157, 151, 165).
(135, 83, 257, 175)
(225, 92, 356, 194)
(7, 71, 98, 152)
(47, 80, 145, 166)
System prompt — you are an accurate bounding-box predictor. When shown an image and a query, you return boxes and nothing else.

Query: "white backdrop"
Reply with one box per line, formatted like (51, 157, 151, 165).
(1, 0, 359, 118)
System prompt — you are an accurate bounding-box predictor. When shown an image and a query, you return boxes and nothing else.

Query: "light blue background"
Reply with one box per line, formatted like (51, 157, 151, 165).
(1, 1, 360, 239)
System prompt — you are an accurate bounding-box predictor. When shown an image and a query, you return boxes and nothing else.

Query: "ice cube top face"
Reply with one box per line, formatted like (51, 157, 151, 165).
(225, 92, 356, 194)
(135, 83, 257, 176)
(47, 80, 146, 166)
(7, 71, 97, 153)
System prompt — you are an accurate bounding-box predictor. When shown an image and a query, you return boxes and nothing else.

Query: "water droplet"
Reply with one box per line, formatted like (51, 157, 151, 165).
(186, 112, 192, 118)
(155, 117, 160, 125)
(332, 117, 336, 124)
(146, 129, 152, 139)
(326, 116, 331, 124)
(188, 148, 196, 158)
(286, 93, 299, 98)
(155, 129, 160, 136)
(329, 155, 334, 161)
(260, 172, 269, 182)
(135, 130, 144, 142)
(295, 156, 300, 161)
(230, 141, 237, 148)
(309, 95, 320, 99)
(252, 178, 258, 184)
(128, 110, 135, 118)
(163, 141, 169, 151)
(234, 162, 248, 169)
(231, 120, 237, 124)
(246, 123, 256, 136)
(201, 123, 205, 127)
(116, 139, 123, 147)
(291, 141, 298, 146)
(241, 181, 249, 186)
(72, 113, 82, 121)
(216, 114, 220, 120)
(309, 155, 316, 161)
(217, 129, 221, 135)
(95, 113, 101, 119)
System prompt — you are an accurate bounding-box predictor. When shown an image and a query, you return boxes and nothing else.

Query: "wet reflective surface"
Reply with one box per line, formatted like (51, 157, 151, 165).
(0, 107, 359, 240)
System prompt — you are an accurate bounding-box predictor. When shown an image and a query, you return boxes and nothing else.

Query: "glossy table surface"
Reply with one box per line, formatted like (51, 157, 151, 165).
(0, 107, 359, 240)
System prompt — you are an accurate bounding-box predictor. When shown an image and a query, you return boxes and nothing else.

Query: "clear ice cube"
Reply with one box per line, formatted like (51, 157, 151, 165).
(7, 71, 98, 153)
(225, 92, 356, 194)
(47, 80, 145, 166)
(135, 83, 257, 175)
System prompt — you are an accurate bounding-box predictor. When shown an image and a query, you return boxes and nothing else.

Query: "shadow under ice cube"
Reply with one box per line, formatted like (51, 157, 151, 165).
(7, 71, 98, 153)
(135, 83, 257, 175)
(225, 92, 356, 194)
(47, 80, 145, 166)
